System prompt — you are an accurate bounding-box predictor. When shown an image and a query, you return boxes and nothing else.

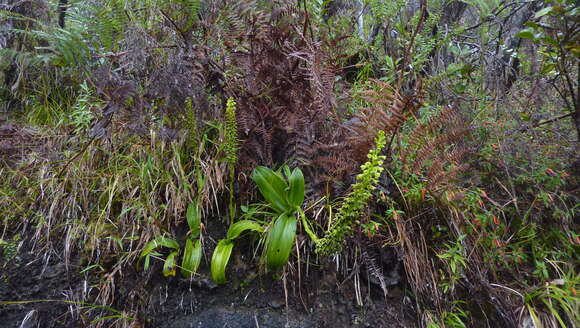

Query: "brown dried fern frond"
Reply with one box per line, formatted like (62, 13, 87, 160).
(403, 106, 461, 165)
(398, 106, 471, 192)
(355, 79, 422, 136)
(412, 128, 470, 174)
(428, 163, 470, 191)
(345, 78, 423, 166)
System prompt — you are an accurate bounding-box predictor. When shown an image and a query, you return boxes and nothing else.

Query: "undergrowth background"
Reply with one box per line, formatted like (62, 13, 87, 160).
(0, 0, 578, 327)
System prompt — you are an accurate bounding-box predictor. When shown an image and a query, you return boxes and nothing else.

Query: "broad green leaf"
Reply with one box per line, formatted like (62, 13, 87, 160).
(516, 28, 536, 40)
(534, 6, 553, 19)
(226, 220, 264, 240)
(265, 213, 297, 271)
(140, 236, 180, 257)
(287, 168, 305, 208)
(540, 36, 558, 46)
(181, 239, 202, 278)
(186, 202, 201, 237)
(524, 21, 540, 29)
(252, 166, 290, 213)
(163, 251, 178, 277)
(211, 239, 234, 284)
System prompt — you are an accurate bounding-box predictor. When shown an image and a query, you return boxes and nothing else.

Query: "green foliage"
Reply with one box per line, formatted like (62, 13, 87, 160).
(182, 201, 203, 278)
(210, 165, 306, 283)
(186, 202, 201, 238)
(210, 220, 263, 284)
(442, 304, 469, 328)
(140, 235, 180, 274)
(184, 97, 198, 152)
(211, 239, 234, 284)
(69, 81, 98, 135)
(138, 202, 204, 278)
(223, 97, 238, 222)
(226, 220, 265, 240)
(305, 0, 328, 27)
(224, 97, 238, 165)
(265, 213, 297, 271)
(252, 166, 294, 214)
(1, 1, 578, 325)
(0, 233, 21, 265)
(316, 131, 386, 255)
(437, 235, 467, 294)
(524, 262, 579, 328)
(181, 238, 202, 278)
(253, 166, 305, 271)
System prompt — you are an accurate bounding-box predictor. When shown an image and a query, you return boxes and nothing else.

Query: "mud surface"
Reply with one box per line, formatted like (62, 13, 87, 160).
(0, 246, 83, 327)
(1, 238, 414, 328)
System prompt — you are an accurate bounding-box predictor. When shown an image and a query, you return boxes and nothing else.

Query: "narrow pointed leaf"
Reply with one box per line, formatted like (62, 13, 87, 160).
(181, 239, 202, 278)
(226, 220, 264, 240)
(140, 236, 179, 257)
(265, 213, 297, 271)
(211, 239, 234, 284)
(144, 255, 151, 271)
(288, 168, 305, 208)
(163, 251, 178, 277)
(282, 165, 292, 180)
(299, 209, 319, 243)
(186, 202, 201, 237)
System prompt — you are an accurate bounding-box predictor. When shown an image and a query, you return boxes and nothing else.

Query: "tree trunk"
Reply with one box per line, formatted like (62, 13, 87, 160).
(574, 63, 580, 142)
(58, 0, 68, 28)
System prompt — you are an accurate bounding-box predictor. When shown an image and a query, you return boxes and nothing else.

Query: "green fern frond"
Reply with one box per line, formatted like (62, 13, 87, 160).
(308, 0, 326, 25)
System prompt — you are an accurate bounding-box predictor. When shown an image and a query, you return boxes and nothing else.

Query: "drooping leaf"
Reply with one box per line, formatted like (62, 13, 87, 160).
(181, 238, 202, 278)
(140, 236, 180, 257)
(226, 220, 264, 240)
(186, 202, 201, 237)
(287, 168, 305, 208)
(211, 239, 234, 284)
(265, 213, 297, 271)
(163, 251, 178, 277)
(252, 166, 290, 213)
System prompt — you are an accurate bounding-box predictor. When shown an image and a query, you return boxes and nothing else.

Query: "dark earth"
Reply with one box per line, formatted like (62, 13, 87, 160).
(0, 240, 415, 328)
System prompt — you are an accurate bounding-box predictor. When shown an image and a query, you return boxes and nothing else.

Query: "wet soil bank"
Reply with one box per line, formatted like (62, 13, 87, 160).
(0, 239, 415, 328)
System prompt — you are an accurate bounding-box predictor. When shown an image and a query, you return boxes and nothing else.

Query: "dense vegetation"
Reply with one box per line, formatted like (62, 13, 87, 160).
(0, 0, 578, 327)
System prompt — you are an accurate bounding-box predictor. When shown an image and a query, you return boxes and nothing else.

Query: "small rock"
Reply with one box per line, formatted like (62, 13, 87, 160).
(268, 299, 283, 309)
(192, 277, 218, 290)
